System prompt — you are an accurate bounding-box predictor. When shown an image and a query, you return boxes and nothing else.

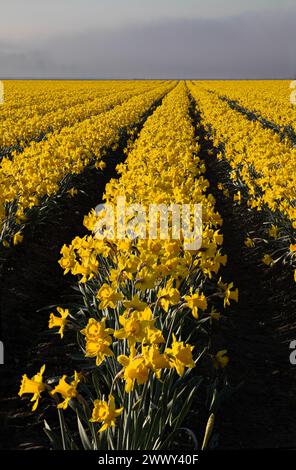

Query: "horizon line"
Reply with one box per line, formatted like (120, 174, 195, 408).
(0, 77, 295, 81)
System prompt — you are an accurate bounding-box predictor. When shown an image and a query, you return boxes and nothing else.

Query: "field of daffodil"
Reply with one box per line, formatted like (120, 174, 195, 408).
(0, 80, 173, 246)
(189, 81, 296, 284)
(193, 80, 296, 136)
(17, 82, 237, 450)
(0, 78, 294, 449)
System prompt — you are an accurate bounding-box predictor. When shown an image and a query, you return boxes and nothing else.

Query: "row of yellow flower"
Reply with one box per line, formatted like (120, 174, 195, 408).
(197, 80, 296, 136)
(0, 81, 174, 247)
(0, 81, 162, 149)
(1, 81, 97, 115)
(188, 81, 296, 283)
(0, 80, 147, 119)
(19, 82, 237, 449)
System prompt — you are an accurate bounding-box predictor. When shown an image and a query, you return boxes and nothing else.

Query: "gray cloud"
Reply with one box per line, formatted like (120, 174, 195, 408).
(0, 8, 295, 79)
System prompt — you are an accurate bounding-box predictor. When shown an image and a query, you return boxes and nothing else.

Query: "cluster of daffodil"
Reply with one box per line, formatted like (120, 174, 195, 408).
(0, 81, 101, 117)
(0, 81, 174, 247)
(197, 80, 296, 137)
(188, 82, 296, 283)
(19, 82, 237, 450)
(0, 81, 154, 123)
(0, 82, 111, 124)
(0, 81, 161, 150)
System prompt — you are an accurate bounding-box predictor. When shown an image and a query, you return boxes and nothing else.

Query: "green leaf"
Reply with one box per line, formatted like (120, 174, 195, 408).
(77, 413, 92, 450)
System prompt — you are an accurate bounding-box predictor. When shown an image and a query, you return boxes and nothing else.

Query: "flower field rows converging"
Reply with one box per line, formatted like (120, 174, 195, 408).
(5, 79, 294, 450)
(0, 81, 174, 247)
(197, 80, 296, 139)
(18, 82, 238, 450)
(188, 81, 296, 284)
(0, 81, 151, 121)
(0, 81, 162, 151)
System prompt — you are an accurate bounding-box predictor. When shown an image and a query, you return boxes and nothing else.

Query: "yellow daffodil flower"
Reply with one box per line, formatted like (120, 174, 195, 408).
(165, 334, 195, 376)
(90, 395, 123, 432)
(97, 283, 124, 309)
(19, 365, 47, 411)
(49, 307, 70, 338)
(213, 350, 229, 369)
(51, 371, 81, 409)
(117, 348, 150, 392)
(184, 291, 208, 319)
(81, 318, 114, 365)
(157, 280, 180, 312)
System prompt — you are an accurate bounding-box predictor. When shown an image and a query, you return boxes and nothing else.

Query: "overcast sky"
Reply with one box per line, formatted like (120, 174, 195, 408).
(0, 0, 295, 78)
